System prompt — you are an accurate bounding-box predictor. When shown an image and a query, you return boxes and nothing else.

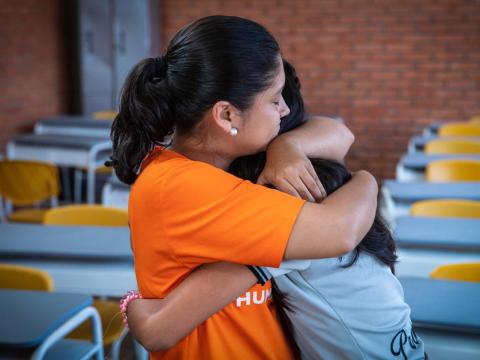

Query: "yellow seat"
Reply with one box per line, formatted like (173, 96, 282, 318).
(470, 115, 480, 124)
(410, 199, 480, 218)
(431, 263, 480, 282)
(0, 264, 106, 355)
(0, 160, 60, 223)
(92, 110, 118, 121)
(44, 205, 128, 226)
(426, 159, 480, 182)
(67, 299, 124, 344)
(439, 122, 480, 136)
(43, 205, 128, 349)
(7, 208, 49, 223)
(425, 139, 480, 154)
(0, 264, 54, 291)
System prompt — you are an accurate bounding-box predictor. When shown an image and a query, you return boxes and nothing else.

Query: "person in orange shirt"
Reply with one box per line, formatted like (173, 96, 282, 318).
(122, 59, 424, 359)
(110, 16, 378, 359)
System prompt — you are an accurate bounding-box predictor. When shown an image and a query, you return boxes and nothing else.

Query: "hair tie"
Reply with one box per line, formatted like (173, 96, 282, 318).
(153, 56, 167, 79)
(104, 156, 119, 168)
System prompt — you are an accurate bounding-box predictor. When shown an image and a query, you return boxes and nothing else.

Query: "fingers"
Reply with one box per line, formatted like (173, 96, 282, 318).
(257, 166, 324, 203)
(283, 177, 315, 202)
(272, 178, 304, 200)
(256, 172, 267, 186)
(300, 172, 324, 203)
(305, 163, 327, 200)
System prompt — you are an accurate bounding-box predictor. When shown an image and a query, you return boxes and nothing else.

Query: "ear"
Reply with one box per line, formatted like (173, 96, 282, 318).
(211, 101, 242, 134)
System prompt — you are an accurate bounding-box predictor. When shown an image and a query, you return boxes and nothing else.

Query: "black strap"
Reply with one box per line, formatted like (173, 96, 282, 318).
(246, 265, 272, 286)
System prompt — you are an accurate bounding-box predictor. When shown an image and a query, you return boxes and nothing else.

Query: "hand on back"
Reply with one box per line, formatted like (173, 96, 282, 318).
(257, 137, 326, 202)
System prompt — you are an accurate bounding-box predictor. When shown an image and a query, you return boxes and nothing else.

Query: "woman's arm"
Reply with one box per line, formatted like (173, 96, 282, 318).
(127, 262, 256, 352)
(279, 116, 354, 161)
(257, 117, 354, 201)
(284, 170, 378, 259)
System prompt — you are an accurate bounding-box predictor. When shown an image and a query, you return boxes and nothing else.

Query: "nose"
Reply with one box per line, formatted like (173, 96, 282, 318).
(280, 96, 290, 118)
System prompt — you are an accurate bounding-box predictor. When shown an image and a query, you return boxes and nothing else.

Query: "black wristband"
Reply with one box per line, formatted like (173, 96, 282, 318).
(246, 265, 272, 286)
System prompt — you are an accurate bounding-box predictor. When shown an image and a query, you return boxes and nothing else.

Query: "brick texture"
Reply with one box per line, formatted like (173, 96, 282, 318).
(1, 0, 479, 180)
(0, 0, 70, 153)
(160, 0, 480, 179)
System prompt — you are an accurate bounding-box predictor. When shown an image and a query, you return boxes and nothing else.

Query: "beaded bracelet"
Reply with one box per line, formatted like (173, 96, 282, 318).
(120, 290, 143, 328)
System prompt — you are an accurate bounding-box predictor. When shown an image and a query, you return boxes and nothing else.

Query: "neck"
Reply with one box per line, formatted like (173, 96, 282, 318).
(169, 135, 234, 171)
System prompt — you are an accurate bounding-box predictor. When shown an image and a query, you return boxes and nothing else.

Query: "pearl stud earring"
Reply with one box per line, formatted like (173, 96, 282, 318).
(229, 127, 238, 136)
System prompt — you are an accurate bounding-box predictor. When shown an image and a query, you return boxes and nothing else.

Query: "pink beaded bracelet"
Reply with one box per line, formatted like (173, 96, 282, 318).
(120, 290, 143, 328)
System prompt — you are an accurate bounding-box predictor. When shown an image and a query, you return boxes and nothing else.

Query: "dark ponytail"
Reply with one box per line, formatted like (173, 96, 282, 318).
(109, 58, 173, 184)
(109, 16, 281, 184)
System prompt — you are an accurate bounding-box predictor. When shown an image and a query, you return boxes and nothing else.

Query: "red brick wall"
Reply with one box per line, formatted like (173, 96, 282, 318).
(161, 0, 480, 179)
(0, 0, 69, 152)
(1, 1, 479, 180)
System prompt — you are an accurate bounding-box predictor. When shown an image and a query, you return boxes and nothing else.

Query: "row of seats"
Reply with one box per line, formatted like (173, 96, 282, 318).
(1, 110, 127, 358)
(1, 113, 478, 358)
(0, 108, 119, 220)
(425, 120, 480, 154)
(0, 159, 127, 223)
(405, 115, 480, 215)
(400, 115, 480, 281)
(1, 205, 129, 358)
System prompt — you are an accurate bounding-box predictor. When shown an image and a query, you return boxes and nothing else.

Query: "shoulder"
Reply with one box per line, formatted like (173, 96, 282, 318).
(133, 153, 256, 209)
(132, 150, 304, 222)
(135, 151, 241, 191)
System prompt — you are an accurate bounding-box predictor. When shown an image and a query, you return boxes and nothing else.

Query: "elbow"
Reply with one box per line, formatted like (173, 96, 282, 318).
(334, 124, 354, 160)
(341, 126, 355, 154)
(339, 233, 360, 254)
(141, 338, 176, 353)
(346, 128, 355, 147)
(340, 207, 377, 255)
(337, 217, 368, 255)
(134, 320, 179, 352)
(332, 222, 360, 255)
(139, 334, 178, 353)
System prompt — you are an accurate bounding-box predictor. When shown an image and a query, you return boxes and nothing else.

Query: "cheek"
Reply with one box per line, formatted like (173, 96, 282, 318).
(263, 107, 282, 131)
(239, 106, 281, 150)
(254, 113, 281, 146)
(253, 107, 278, 129)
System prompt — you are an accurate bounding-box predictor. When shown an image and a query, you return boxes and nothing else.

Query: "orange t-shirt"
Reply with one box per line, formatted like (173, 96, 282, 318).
(129, 147, 305, 359)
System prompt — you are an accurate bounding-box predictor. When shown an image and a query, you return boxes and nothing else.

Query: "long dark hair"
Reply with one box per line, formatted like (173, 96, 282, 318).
(109, 15, 281, 184)
(309, 159, 397, 271)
